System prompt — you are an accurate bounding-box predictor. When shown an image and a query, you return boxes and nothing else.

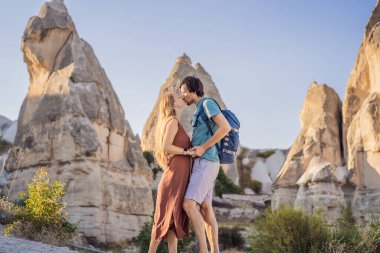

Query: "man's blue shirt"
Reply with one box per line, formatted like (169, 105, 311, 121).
(191, 97, 221, 162)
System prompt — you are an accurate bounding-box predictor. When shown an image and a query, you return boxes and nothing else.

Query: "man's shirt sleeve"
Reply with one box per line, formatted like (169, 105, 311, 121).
(203, 99, 221, 119)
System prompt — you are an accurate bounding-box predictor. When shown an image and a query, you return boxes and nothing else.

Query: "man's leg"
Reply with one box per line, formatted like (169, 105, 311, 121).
(200, 201, 219, 253)
(183, 199, 208, 253)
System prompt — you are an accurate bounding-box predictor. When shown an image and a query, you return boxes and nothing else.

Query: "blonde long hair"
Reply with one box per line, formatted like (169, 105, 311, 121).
(154, 93, 176, 168)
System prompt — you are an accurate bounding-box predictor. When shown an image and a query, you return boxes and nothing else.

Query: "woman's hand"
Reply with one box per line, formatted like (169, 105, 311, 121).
(186, 149, 196, 156)
(190, 146, 206, 158)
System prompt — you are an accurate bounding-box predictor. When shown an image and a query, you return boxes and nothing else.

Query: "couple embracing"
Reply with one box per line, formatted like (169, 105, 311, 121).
(148, 76, 231, 253)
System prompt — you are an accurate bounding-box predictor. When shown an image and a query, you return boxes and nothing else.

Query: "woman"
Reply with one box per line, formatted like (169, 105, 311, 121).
(148, 93, 194, 253)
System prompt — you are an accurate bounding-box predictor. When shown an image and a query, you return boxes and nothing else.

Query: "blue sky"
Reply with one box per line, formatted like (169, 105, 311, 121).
(0, 0, 376, 149)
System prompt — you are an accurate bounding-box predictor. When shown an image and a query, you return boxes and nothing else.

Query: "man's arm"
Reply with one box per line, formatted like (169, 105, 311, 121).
(192, 113, 231, 157)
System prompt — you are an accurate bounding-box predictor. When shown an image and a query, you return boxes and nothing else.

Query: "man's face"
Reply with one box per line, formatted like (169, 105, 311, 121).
(180, 85, 195, 105)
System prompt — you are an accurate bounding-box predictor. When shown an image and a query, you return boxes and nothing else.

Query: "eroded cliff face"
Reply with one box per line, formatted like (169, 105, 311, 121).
(4, 0, 153, 246)
(271, 83, 348, 220)
(272, 1, 380, 222)
(342, 1, 380, 220)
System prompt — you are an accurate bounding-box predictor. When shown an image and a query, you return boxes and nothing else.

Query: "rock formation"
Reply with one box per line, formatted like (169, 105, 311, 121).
(272, 83, 349, 221)
(236, 147, 286, 194)
(342, 1, 380, 220)
(270, 2, 380, 223)
(0, 116, 12, 135)
(213, 194, 269, 222)
(4, 0, 153, 246)
(0, 116, 17, 143)
(141, 54, 240, 184)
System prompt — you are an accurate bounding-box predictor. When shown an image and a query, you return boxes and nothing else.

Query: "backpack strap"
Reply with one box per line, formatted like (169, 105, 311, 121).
(195, 98, 222, 152)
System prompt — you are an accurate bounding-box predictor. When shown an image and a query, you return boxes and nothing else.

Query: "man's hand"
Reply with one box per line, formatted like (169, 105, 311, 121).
(191, 145, 206, 158)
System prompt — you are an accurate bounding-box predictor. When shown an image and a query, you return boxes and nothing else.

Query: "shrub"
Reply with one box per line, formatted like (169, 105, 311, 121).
(136, 220, 196, 253)
(250, 205, 380, 253)
(143, 151, 163, 180)
(251, 206, 329, 253)
(238, 167, 263, 194)
(219, 226, 245, 250)
(143, 151, 155, 166)
(152, 166, 163, 180)
(136, 221, 167, 253)
(3, 168, 77, 246)
(256, 149, 275, 159)
(0, 197, 20, 225)
(246, 179, 262, 194)
(355, 222, 380, 253)
(214, 168, 243, 197)
(329, 206, 360, 250)
(321, 239, 352, 253)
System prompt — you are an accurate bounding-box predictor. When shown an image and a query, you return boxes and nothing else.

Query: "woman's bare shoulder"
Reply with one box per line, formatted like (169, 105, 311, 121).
(165, 117, 179, 129)
(166, 116, 179, 124)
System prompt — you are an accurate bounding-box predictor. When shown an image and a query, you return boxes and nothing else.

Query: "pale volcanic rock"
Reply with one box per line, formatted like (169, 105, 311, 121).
(272, 83, 347, 219)
(236, 147, 286, 194)
(4, 0, 153, 247)
(342, 1, 380, 220)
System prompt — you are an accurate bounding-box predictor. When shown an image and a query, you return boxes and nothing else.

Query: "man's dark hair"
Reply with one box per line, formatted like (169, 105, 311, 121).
(180, 76, 204, 97)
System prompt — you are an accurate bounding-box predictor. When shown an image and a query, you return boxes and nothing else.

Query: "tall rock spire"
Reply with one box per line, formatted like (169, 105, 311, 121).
(5, 0, 153, 246)
(342, 0, 380, 220)
(272, 1, 380, 222)
(272, 82, 346, 219)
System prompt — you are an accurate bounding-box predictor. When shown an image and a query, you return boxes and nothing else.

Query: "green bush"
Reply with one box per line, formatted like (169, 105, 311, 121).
(143, 151, 163, 180)
(219, 226, 245, 250)
(250, 205, 380, 253)
(246, 179, 262, 194)
(135, 220, 196, 253)
(238, 167, 263, 194)
(329, 206, 360, 250)
(215, 168, 243, 197)
(136, 221, 167, 253)
(3, 168, 77, 246)
(256, 149, 276, 159)
(251, 206, 329, 253)
(152, 166, 163, 180)
(355, 222, 380, 253)
(143, 151, 155, 166)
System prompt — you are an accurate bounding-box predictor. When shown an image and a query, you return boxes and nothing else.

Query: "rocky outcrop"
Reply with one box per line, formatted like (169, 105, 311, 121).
(213, 194, 270, 222)
(0, 116, 17, 143)
(270, 2, 380, 223)
(4, 0, 153, 247)
(236, 147, 286, 194)
(141, 54, 240, 184)
(272, 83, 349, 220)
(0, 152, 9, 195)
(0, 235, 79, 253)
(342, 1, 380, 221)
(0, 116, 12, 135)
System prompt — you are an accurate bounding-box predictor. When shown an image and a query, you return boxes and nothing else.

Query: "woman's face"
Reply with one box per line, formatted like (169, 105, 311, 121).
(173, 94, 187, 109)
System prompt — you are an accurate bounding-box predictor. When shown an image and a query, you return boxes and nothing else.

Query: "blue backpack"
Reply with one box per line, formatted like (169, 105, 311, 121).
(195, 98, 240, 164)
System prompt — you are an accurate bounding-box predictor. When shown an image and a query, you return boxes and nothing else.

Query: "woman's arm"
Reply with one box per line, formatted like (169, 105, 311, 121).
(163, 118, 191, 155)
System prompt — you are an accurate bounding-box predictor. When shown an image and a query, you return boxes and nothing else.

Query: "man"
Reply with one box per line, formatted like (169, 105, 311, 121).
(180, 76, 231, 253)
